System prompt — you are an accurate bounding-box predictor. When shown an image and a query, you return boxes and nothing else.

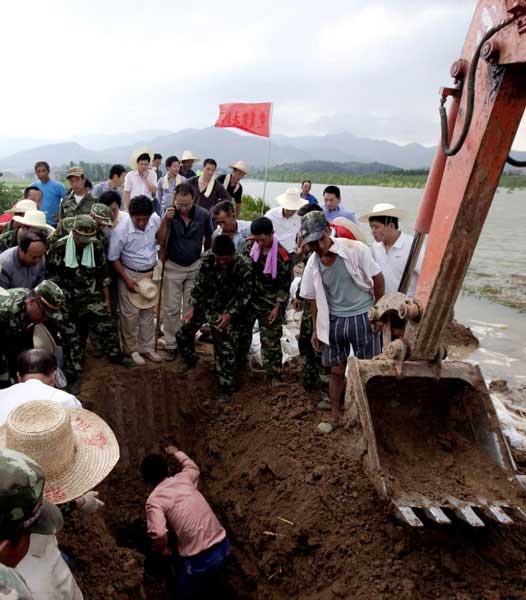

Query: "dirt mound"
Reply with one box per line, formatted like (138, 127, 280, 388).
(62, 346, 526, 599)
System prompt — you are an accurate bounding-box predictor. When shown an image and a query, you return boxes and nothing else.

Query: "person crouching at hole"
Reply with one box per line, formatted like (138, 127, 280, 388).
(141, 446, 231, 599)
(175, 235, 252, 403)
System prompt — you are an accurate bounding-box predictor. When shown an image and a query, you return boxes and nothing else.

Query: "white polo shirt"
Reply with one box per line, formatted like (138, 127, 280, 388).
(265, 206, 301, 253)
(371, 231, 422, 298)
(0, 378, 81, 425)
(108, 212, 161, 271)
(123, 169, 157, 199)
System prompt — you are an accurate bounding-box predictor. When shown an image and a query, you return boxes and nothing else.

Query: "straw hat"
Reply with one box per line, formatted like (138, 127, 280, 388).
(130, 146, 154, 168)
(6, 199, 37, 214)
(13, 210, 55, 233)
(228, 160, 249, 175)
(358, 203, 408, 223)
(33, 324, 57, 354)
(276, 188, 308, 211)
(181, 150, 200, 163)
(129, 277, 159, 310)
(0, 400, 119, 504)
(332, 217, 368, 245)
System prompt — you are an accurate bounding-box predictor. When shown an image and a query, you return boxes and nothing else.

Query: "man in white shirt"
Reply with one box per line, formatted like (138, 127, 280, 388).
(300, 212, 384, 432)
(359, 203, 421, 297)
(265, 188, 307, 260)
(0, 349, 81, 425)
(123, 150, 158, 210)
(211, 200, 251, 253)
(108, 195, 162, 365)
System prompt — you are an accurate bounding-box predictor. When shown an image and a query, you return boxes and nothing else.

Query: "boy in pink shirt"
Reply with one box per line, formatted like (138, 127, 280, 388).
(141, 445, 230, 597)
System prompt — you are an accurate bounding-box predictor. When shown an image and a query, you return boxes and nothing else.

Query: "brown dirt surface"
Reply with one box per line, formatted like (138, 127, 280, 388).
(62, 341, 526, 599)
(442, 320, 479, 359)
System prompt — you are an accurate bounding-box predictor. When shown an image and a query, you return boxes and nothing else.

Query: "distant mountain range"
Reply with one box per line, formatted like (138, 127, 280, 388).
(2, 127, 526, 174)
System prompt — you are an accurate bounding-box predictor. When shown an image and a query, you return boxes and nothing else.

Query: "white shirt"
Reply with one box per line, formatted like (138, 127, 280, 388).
(107, 212, 160, 270)
(372, 232, 422, 298)
(265, 206, 301, 253)
(0, 378, 81, 425)
(123, 169, 157, 198)
(300, 238, 381, 345)
(73, 194, 84, 205)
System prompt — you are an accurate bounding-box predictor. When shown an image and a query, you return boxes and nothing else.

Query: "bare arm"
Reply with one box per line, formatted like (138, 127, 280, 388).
(123, 190, 130, 211)
(111, 258, 138, 293)
(310, 299, 320, 352)
(235, 202, 241, 218)
(373, 273, 385, 302)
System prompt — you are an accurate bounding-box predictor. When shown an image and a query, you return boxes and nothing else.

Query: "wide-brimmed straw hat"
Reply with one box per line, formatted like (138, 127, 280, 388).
(332, 217, 368, 245)
(228, 160, 249, 175)
(13, 210, 55, 233)
(130, 146, 154, 168)
(358, 203, 408, 223)
(129, 277, 159, 310)
(180, 150, 200, 163)
(0, 400, 120, 504)
(276, 188, 308, 211)
(6, 199, 37, 214)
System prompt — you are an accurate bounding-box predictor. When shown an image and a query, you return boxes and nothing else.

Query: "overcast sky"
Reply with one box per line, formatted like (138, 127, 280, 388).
(1, 0, 525, 149)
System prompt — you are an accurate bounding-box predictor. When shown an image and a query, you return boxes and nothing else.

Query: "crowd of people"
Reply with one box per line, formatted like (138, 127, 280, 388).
(0, 147, 422, 598)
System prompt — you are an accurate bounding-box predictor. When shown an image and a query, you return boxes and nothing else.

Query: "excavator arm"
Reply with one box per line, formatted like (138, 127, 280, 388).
(348, 0, 526, 527)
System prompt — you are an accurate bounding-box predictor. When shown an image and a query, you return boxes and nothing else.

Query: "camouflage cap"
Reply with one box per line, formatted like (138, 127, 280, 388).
(65, 166, 84, 179)
(90, 203, 113, 227)
(300, 211, 330, 245)
(73, 215, 97, 239)
(0, 448, 63, 538)
(58, 216, 75, 236)
(33, 280, 64, 320)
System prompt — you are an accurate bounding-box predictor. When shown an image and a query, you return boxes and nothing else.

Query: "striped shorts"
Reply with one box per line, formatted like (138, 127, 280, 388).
(321, 312, 382, 368)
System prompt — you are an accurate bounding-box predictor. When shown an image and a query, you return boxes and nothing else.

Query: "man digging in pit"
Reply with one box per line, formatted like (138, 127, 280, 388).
(141, 446, 231, 599)
(176, 234, 252, 403)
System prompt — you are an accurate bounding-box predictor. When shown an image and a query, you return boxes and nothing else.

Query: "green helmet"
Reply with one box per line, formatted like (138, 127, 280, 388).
(0, 448, 63, 538)
(33, 280, 64, 320)
(299, 211, 329, 245)
(90, 203, 113, 227)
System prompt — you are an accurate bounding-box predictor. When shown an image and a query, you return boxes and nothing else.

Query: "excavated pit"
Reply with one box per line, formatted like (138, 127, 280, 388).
(59, 342, 526, 599)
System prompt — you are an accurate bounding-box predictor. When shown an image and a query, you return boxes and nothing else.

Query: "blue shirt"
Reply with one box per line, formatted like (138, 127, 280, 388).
(323, 205, 357, 224)
(32, 179, 68, 225)
(301, 192, 318, 205)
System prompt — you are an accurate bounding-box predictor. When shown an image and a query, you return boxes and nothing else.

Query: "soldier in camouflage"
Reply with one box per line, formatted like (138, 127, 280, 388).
(242, 217, 290, 385)
(0, 200, 37, 236)
(46, 215, 133, 392)
(0, 447, 64, 599)
(59, 167, 96, 220)
(0, 280, 64, 389)
(176, 235, 252, 402)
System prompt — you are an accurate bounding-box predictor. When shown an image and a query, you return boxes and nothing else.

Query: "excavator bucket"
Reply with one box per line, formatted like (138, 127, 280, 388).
(347, 357, 526, 527)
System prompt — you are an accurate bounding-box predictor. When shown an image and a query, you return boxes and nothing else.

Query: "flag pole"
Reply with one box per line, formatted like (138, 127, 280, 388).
(261, 103, 273, 214)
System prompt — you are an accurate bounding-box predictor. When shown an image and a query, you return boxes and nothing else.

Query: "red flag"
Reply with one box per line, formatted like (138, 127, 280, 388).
(215, 102, 272, 137)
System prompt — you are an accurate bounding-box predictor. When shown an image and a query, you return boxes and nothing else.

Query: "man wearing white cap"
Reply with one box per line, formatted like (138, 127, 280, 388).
(0, 199, 37, 236)
(359, 203, 421, 297)
(179, 150, 199, 179)
(0, 209, 54, 255)
(265, 188, 307, 263)
(217, 160, 249, 218)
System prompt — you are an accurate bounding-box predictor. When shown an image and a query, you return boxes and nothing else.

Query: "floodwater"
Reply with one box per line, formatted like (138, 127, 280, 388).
(243, 181, 526, 386)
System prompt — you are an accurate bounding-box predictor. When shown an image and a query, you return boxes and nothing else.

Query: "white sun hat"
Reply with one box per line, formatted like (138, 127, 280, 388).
(228, 160, 249, 174)
(128, 277, 159, 310)
(181, 150, 200, 162)
(358, 203, 408, 223)
(6, 199, 37, 214)
(0, 400, 120, 504)
(130, 146, 155, 168)
(13, 210, 55, 233)
(332, 217, 369, 245)
(276, 188, 308, 211)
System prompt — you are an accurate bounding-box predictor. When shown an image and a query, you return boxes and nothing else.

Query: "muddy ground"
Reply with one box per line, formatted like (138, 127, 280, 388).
(58, 321, 526, 599)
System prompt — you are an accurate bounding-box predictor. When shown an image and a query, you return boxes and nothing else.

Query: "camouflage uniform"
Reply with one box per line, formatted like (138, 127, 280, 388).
(176, 252, 252, 392)
(0, 448, 64, 599)
(0, 228, 17, 254)
(45, 216, 122, 380)
(241, 240, 290, 378)
(0, 281, 64, 388)
(47, 217, 75, 247)
(59, 191, 97, 220)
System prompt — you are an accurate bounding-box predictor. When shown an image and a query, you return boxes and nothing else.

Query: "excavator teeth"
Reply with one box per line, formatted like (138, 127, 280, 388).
(481, 504, 514, 525)
(510, 506, 526, 522)
(424, 505, 452, 525)
(446, 497, 485, 527)
(395, 505, 424, 527)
